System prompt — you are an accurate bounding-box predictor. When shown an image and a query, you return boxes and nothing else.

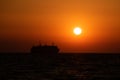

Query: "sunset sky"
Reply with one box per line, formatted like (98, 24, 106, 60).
(0, 0, 120, 53)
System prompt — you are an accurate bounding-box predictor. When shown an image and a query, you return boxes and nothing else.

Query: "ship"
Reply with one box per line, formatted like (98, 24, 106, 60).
(31, 44, 59, 54)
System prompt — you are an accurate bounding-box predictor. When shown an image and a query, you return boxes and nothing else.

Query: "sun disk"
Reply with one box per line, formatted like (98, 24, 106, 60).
(73, 27, 82, 35)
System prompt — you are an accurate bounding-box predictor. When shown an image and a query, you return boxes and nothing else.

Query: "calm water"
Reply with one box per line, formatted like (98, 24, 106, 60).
(0, 53, 120, 80)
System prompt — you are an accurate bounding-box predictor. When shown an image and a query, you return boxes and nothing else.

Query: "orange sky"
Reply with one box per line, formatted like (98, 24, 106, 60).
(0, 0, 120, 53)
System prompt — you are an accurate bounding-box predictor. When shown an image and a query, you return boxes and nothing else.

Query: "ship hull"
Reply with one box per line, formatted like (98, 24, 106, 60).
(31, 45, 59, 54)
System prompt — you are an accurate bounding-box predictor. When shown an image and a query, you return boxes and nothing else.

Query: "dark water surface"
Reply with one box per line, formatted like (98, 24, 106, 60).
(0, 53, 120, 80)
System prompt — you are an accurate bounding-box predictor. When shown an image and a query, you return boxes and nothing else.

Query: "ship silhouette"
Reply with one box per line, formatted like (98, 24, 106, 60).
(31, 43, 59, 54)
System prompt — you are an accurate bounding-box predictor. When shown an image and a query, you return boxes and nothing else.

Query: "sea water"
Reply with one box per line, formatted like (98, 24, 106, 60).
(0, 53, 120, 80)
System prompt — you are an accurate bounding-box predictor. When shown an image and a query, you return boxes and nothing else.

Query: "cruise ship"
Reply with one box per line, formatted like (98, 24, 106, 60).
(31, 44, 59, 54)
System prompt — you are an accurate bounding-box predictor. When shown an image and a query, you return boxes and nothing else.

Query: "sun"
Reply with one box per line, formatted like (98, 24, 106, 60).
(73, 27, 82, 35)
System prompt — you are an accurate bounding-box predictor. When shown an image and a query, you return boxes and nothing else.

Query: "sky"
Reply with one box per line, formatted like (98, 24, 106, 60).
(0, 0, 120, 53)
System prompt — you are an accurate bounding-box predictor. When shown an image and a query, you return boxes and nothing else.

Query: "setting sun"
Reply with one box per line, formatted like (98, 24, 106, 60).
(73, 27, 82, 35)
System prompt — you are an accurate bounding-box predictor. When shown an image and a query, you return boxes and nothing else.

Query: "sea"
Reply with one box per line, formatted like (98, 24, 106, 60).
(0, 53, 120, 80)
